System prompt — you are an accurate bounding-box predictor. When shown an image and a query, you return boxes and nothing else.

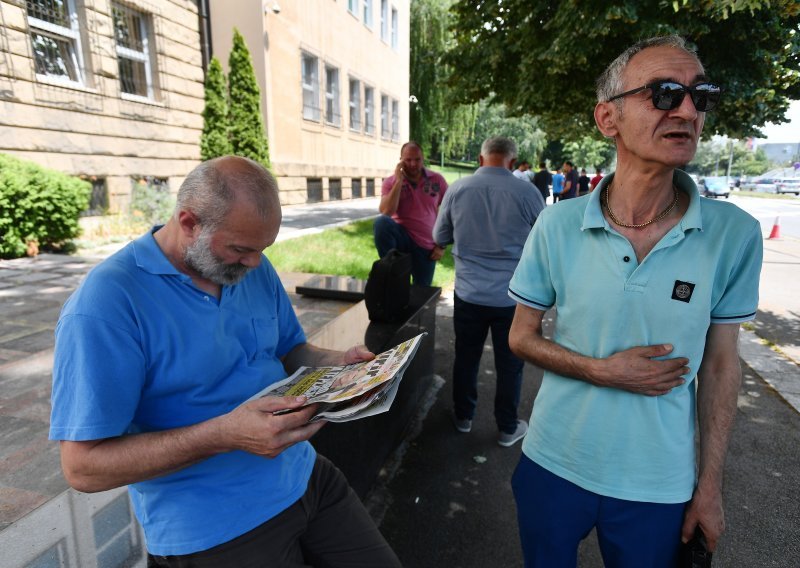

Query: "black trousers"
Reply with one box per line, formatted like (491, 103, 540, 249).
(147, 455, 400, 568)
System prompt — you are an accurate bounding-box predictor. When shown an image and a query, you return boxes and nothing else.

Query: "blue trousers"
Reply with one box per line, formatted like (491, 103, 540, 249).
(373, 215, 436, 286)
(512, 454, 687, 568)
(452, 294, 524, 434)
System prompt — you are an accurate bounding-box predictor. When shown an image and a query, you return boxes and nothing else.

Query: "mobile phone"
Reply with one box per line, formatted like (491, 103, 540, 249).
(678, 526, 713, 568)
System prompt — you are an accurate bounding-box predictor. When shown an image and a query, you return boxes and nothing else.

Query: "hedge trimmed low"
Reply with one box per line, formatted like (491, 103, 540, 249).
(0, 153, 90, 259)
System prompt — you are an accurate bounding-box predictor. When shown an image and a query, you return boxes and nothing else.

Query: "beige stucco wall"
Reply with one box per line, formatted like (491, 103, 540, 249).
(0, 0, 204, 212)
(209, 0, 409, 204)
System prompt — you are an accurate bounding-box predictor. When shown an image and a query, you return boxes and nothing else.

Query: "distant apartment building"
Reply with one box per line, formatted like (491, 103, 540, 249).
(208, 0, 410, 204)
(0, 0, 206, 213)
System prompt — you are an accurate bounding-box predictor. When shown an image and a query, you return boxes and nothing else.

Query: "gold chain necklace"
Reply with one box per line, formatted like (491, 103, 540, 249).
(603, 184, 679, 229)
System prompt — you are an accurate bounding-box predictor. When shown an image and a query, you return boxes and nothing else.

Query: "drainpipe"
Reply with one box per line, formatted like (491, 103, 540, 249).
(197, 0, 212, 73)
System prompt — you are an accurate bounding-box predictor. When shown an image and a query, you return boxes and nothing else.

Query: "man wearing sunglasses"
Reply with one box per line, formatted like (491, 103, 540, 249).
(507, 36, 762, 567)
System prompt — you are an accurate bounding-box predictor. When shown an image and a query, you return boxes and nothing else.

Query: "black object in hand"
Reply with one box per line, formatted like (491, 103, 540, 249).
(678, 526, 713, 568)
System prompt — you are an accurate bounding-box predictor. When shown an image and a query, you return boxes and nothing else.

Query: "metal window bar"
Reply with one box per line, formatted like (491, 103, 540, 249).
(329, 178, 342, 201)
(30, 31, 77, 79)
(26, 0, 69, 27)
(27, 0, 85, 83)
(112, 3, 153, 98)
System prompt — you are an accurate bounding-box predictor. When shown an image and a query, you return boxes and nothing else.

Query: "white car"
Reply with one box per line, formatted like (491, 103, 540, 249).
(775, 178, 800, 196)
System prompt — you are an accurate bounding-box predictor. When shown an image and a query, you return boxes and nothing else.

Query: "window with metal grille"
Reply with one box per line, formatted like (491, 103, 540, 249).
(307, 178, 323, 203)
(26, 0, 85, 84)
(325, 65, 340, 126)
(349, 77, 361, 131)
(366, 178, 375, 197)
(351, 178, 362, 198)
(302, 53, 320, 121)
(112, 3, 154, 99)
(81, 177, 109, 216)
(329, 178, 342, 201)
(364, 86, 375, 135)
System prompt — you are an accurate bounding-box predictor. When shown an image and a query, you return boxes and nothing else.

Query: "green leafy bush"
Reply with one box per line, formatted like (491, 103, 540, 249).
(0, 153, 90, 258)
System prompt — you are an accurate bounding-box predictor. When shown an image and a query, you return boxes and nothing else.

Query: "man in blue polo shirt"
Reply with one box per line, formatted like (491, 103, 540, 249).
(50, 156, 401, 566)
(508, 36, 762, 567)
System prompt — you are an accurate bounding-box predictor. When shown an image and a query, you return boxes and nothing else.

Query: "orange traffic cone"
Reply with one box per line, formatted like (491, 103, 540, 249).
(768, 216, 781, 240)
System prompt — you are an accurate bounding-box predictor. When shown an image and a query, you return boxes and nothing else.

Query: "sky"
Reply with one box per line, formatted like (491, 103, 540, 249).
(756, 100, 800, 144)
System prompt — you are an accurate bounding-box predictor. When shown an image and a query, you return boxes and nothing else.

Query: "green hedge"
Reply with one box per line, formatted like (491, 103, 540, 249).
(0, 153, 90, 259)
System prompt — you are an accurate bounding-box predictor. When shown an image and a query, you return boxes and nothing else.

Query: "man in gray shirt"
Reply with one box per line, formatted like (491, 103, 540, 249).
(433, 136, 545, 446)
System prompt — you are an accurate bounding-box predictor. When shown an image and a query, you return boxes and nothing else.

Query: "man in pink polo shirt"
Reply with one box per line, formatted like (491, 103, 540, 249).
(374, 141, 448, 286)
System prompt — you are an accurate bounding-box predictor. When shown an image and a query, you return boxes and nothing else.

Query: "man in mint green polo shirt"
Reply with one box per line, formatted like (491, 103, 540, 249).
(508, 36, 762, 567)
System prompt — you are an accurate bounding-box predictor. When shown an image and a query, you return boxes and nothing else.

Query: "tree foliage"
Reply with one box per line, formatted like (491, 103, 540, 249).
(200, 57, 232, 161)
(563, 135, 616, 171)
(465, 100, 547, 162)
(687, 138, 773, 177)
(410, 0, 477, 159)
(446, 0, 800, 140)
(228, 29, 271, 169)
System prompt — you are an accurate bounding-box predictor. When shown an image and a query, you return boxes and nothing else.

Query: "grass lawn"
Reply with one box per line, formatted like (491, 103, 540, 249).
(265, 218, 456, 288)
(427, 164, 476, 185)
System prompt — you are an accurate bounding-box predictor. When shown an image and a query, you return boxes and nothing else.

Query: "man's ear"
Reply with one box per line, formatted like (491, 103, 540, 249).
(509, 158, 517, 171)
(177, 209, 200, 238)
(478, 155, 485, 167)
(594, 101, 619, 138)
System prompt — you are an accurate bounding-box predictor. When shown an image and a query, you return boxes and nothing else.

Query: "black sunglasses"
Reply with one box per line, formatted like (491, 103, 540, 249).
(607, 81, 722, 112)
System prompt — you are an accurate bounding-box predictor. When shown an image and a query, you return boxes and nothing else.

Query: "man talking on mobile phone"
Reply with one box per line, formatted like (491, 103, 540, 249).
(374, 141, 448, 286)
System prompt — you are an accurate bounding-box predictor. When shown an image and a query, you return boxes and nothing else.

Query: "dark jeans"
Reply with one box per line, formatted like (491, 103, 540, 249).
(373, 215, 436, 286)
(147, 455, 400, 568)
(452, 294, 524, 434)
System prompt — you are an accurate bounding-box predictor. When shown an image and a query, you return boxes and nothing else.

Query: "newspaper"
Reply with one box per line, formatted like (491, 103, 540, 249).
(246, 332, 427, 422)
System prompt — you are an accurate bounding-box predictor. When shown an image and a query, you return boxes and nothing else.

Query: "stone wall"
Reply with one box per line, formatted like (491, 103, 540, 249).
(0, 0, 204, 212)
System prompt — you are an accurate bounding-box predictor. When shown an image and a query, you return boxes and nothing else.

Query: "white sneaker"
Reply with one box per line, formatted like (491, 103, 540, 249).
(497, 419, 528, 447)
(453, 413, 472, 433)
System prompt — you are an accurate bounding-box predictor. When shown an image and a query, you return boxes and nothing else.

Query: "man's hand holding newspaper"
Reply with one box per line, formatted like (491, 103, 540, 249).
(246, 333, 427, 423)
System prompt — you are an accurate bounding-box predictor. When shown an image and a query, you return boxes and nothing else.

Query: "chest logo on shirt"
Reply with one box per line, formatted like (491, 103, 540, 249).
(671, 280, 695, 303)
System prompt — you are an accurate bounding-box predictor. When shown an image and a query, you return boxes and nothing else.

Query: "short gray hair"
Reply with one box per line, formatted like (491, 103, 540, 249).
(480, 136, 518, 161)
(175, 156, 279, 230)
(596, 35, 702, 104)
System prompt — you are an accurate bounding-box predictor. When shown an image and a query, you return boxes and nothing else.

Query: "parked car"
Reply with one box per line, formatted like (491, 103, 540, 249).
(753, 178, 778, 193)
(700, 176, 730, 198)
(775, 178, 800, 196)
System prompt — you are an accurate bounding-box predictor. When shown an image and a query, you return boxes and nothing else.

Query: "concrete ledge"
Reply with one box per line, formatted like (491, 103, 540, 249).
(309, 286, 441, 497)
(739, 328, 800, 413)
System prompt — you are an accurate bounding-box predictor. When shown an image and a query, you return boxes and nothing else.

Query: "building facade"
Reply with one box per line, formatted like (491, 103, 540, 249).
(0, 0, 205, 213)
(208, 0, 410, 204)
